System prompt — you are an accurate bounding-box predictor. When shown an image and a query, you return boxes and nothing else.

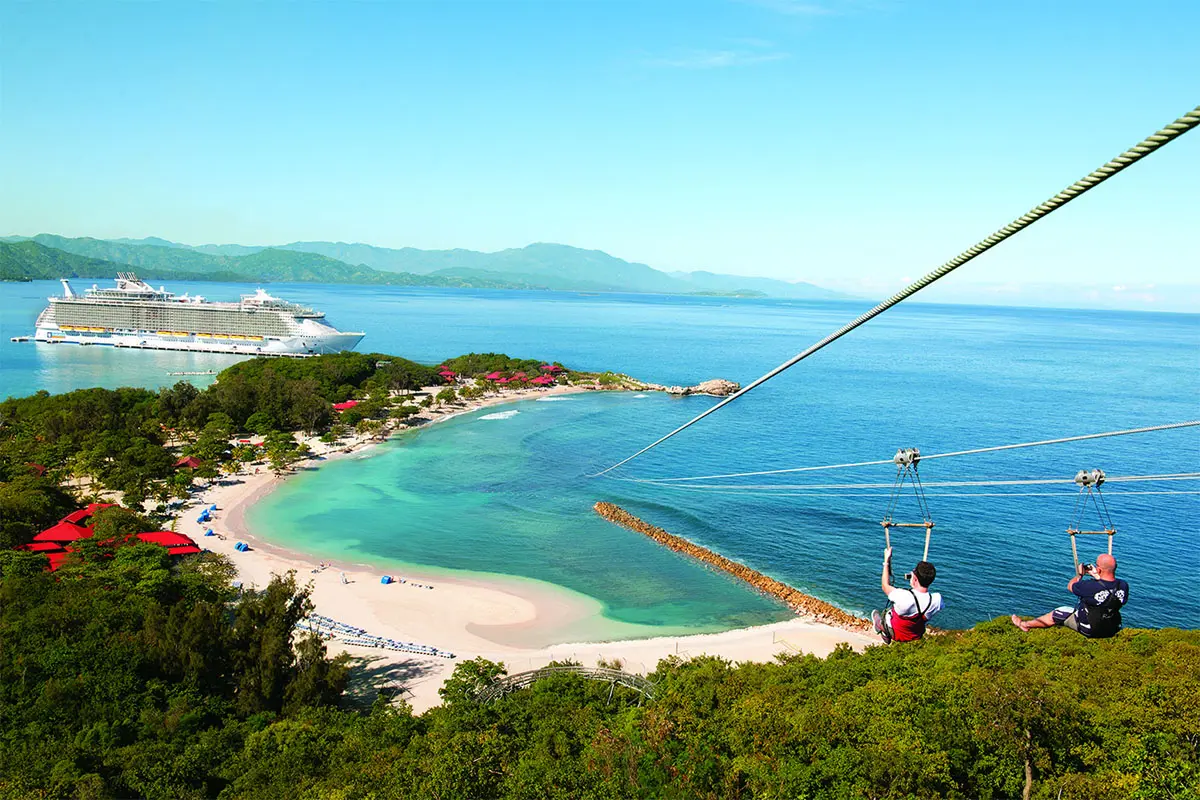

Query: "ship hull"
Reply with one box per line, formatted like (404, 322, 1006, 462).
(32, 277, 365, 357)
(34, 327, 364, 357)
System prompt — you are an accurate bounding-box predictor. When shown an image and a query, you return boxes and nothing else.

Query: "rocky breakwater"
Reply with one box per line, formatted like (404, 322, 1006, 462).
(594, 502, 870, 633)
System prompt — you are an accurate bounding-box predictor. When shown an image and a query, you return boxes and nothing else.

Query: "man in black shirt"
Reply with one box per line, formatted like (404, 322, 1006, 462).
(1011, 553, 1129, 638)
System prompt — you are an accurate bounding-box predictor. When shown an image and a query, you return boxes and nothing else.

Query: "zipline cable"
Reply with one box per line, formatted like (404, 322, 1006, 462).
(637, 472, 1200, 492)
(622, 420, 1200, 484)
(612, 490, 1200, 499)
(594, 106, 1200, 478)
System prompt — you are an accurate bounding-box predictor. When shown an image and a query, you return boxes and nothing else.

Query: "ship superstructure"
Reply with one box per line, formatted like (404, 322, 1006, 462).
(34, 274, 364, 356)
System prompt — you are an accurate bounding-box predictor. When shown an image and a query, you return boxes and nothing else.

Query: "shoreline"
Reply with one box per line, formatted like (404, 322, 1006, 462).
(176, 382, 878, 712)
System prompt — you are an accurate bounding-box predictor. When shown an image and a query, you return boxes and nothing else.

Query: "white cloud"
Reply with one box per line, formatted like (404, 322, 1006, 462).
(740, 0, 835, 15)
(648, 49, 790, 69)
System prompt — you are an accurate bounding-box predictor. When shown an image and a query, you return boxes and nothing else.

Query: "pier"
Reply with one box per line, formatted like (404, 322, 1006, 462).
(593, 502, 870, 632)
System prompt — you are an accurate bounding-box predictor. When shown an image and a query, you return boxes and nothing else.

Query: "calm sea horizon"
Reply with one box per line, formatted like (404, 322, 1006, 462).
(3, 279, 1197, 637)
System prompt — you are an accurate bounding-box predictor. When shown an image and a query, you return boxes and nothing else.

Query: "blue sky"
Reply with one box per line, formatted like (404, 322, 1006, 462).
(2, 1, 1197, 308)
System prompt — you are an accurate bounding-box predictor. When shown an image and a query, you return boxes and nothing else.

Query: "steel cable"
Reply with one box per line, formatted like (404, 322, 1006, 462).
(595, 106, 1200, 477)
(621, 420, 1200, 484)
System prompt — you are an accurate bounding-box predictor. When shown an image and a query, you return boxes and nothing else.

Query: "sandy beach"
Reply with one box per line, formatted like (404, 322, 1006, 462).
(176, 383, 878, 713)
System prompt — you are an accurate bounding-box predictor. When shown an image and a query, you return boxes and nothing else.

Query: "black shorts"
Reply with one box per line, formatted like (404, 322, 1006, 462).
(1052, 606, 1080, 632)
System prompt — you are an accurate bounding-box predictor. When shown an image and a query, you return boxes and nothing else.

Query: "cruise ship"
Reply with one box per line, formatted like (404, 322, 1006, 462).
(34, 274, 364, 356)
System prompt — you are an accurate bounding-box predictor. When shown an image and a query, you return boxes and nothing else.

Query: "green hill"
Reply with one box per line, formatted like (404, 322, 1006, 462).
(0, 241, 545, 290)
(3, 234, 853, 298)
(0, 240, 216, 282)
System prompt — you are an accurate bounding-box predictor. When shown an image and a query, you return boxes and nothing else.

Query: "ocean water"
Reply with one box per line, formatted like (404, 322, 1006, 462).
(3, 280, 1197, 633)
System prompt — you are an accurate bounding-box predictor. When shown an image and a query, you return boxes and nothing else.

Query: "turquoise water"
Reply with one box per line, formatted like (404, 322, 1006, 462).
(4, 280, 1198, 633)
(247, 396, 794, 637)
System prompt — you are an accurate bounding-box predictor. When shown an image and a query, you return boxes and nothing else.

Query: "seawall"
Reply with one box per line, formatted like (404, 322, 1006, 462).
(594, 502, 870, 633)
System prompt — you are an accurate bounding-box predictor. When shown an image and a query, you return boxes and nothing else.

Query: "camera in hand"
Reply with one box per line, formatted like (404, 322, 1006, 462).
(1080, 563, 1094, 574)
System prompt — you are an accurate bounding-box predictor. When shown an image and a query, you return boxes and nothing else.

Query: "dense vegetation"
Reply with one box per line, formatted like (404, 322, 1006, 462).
(1, 543, 1195, 799)
(441, 352, 561, 376)
(0, 547, 347, 799)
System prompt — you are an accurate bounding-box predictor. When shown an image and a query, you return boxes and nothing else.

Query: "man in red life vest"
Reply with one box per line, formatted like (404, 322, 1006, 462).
(871, 547, 944, 643)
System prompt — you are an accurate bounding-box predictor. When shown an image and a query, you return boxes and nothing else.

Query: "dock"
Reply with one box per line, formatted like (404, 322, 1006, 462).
(593, 502, 870, 632)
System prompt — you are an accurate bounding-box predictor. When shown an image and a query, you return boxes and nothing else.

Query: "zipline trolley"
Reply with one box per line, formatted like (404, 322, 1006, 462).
(881, 447, 935, 566)
(1067, 468, 1116, 570)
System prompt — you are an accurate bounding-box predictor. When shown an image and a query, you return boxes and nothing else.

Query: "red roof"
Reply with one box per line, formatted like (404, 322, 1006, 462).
(61, 503, 115, 525)
(45, 552, 69, 571)
(530, 376, 554, 385)
(333, 400, 360, 411)
(540, 364, 563, 372)
(135, 531, 197, 547)
(27, 462, 47, 476)
(167, 545, 203, 556)
(484, 372, 504, 380)
(174, 455, 203, 469)
(513, 372, 527, 378)
(20, 542, 64, 553)
(34, 521, 92, 542)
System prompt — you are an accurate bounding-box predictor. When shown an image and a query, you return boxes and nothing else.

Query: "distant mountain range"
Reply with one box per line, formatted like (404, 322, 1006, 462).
(0, 234, 851, 299)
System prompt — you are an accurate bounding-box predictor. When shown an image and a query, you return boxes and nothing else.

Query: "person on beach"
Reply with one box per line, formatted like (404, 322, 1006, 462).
(1010, 554, 1128, 638)
(871, 547, 943, 643)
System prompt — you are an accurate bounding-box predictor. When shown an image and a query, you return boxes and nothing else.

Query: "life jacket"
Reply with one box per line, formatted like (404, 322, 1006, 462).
(889, 589, 932, 642)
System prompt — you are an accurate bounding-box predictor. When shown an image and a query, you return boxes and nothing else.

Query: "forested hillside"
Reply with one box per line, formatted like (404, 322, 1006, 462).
(0, 240, 543, 289)
(0, 544, 1194, 800)
(0, 240, 216, 282)
(3, 234, 850, 298)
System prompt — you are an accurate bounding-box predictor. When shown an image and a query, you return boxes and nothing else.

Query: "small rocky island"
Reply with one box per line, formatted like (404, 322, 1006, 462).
(596, 374, 741, 397)
(659, 378, 740, 397)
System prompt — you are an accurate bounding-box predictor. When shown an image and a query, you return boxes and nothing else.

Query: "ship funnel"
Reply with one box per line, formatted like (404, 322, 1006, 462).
(60, 279, 76, 299)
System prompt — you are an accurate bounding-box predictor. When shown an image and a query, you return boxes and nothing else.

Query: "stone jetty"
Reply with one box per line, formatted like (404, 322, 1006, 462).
(594, 502, 870, 633)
